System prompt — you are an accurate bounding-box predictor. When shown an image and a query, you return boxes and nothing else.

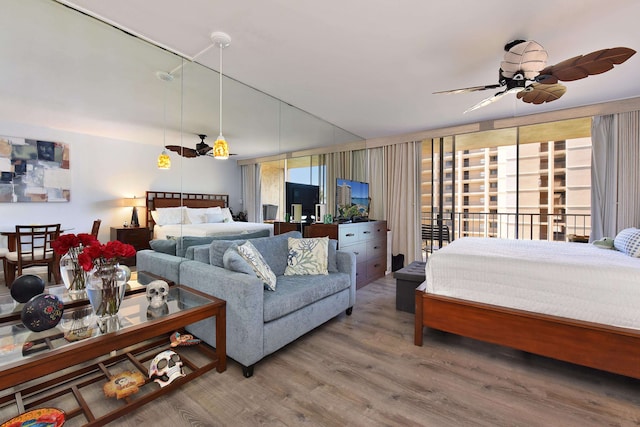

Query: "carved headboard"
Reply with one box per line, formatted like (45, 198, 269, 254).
(145, 191, 229, 230)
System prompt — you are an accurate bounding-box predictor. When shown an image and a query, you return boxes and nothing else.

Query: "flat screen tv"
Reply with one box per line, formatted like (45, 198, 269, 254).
(336, 178, 369, 220)
(285, 182, 319, 223)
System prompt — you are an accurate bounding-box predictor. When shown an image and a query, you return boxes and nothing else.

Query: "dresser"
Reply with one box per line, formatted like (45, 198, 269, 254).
(110, 227, 151, 266)
(305, 220, 387, 288)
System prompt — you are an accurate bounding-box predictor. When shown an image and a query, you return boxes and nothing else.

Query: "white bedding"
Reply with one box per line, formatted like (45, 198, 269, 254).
(425, 238, 640, 330)
(153, 222, 274, 240)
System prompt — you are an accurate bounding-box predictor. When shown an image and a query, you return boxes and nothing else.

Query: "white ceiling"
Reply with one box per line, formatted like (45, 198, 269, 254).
(4, 0, 640, 158)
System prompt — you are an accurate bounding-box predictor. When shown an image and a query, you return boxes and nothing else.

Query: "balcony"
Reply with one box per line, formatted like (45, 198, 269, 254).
(421, 211, 590, 244)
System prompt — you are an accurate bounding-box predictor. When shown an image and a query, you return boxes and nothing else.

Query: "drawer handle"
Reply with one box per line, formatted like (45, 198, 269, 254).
(374, 263, 381, 268)
(373, 246, 379, 249)
(353, 251, 360, 255)
(346, 233, 355, 237)
(362, 231, 371, 234)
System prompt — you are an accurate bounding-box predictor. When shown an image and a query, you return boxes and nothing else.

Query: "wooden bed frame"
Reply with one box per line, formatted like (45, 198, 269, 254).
(414, 282, 640, 379)
(145, 191, 229, 231)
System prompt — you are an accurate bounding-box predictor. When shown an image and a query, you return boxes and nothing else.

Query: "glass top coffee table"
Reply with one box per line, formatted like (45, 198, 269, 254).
(0, 284, 225, 426)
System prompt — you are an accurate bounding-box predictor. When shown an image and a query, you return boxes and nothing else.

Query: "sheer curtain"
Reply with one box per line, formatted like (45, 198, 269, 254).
(241, 163, 261, 222)
(384, 141, 422, 265)
(591, 111, 640, 239)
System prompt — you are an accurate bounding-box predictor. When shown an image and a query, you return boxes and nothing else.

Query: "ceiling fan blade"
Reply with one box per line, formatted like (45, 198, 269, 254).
(517, 83, 567, 104)
(434, 84, 501, 95)
(500, 40, 547, 80)
(165, 145, 198, 158)
(536, 47, 636, 83)
(464, 89, 511, 114)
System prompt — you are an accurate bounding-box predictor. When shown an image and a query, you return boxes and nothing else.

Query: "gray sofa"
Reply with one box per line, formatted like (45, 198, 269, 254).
(137, 231, 356, 377)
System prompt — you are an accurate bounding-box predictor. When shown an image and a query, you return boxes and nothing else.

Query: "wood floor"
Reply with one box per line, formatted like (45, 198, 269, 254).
(4, 273, 640, 426)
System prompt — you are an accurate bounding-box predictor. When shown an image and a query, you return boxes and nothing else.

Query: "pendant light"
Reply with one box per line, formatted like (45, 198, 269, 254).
(156, 71, 174, 169)
(211, 32, 231, 160)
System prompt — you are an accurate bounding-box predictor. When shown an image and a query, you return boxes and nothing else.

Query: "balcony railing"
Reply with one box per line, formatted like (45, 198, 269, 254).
(422, 211, 590, 249)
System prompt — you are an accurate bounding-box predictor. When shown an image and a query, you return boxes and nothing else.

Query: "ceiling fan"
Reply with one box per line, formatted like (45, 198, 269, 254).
(165, 134, 236, 158)
(434, 40, 636, 113)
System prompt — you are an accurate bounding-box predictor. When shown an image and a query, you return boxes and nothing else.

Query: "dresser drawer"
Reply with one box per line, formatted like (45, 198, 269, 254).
(367, 238, 386, 259)
(338, 226, 360, 246)
(340, 242, 367, 264)
(366, 256, 387, 282)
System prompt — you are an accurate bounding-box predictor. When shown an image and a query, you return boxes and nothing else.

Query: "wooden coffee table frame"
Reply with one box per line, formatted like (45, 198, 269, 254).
(0, 285, 225, 426)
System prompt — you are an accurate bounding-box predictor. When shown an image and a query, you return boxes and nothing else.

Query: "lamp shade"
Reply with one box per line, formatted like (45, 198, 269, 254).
(157, 150, 171, 169)
(213, 135, 229, 160)
(123, 197, 145, 208)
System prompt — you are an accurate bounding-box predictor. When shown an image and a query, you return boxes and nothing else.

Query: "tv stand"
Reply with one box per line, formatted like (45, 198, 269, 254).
(305, 220, 387, 288)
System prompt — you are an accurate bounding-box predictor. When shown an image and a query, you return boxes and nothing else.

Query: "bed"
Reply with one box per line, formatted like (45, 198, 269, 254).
(414, 236, 640, 379)
(145, 191, 273, 240)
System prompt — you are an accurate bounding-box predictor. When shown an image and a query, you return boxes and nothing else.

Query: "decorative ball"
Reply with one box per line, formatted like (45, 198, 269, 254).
(10, 274, 45, 303)
(21, 294, 64, 332)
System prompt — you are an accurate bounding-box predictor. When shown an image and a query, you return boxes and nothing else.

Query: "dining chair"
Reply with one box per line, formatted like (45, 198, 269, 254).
(3, 224, 61, 287)
(90, 219, 102, 238)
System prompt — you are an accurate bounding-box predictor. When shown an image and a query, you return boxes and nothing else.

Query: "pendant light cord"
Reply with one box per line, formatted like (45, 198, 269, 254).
(219, 41, 223, 137)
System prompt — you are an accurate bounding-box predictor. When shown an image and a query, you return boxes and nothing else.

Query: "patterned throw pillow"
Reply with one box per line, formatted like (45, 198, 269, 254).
(284, 237, 329, 276)
(237, 241, 277, 291)
(613, 227, 640, 257)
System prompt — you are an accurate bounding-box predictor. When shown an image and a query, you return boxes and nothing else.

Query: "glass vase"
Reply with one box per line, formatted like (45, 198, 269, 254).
(59, 252, 88, 299)
(86, 263, 127, 331)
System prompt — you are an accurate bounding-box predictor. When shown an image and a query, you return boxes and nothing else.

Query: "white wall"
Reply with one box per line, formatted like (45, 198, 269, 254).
(0, 120, 241, 246)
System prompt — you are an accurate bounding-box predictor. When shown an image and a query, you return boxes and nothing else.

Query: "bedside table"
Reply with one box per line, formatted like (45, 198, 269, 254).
(110, 227, 151, 266)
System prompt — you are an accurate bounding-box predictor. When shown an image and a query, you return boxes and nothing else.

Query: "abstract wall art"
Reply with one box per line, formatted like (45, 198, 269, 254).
(0, 135, 70, 203)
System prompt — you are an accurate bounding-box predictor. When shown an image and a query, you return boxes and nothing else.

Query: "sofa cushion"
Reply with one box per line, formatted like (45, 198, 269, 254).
(284, 237, 329, 276)
(248, 231, 302, 276)
(174, 229, 271, 258)
(209, 240, 245, 267)
(263, 272, 351, 322)
(328, 239, 338, 273)
(238, 241, 277, 291)
(223, 244, 254, 275)
(149, 239, 177, 255)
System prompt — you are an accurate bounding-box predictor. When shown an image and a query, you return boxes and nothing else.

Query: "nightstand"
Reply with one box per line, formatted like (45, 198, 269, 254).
(110, 227, 151, 266)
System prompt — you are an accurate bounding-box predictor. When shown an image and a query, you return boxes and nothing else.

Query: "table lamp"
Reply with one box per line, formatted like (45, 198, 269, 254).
(123, 196, 145, 228)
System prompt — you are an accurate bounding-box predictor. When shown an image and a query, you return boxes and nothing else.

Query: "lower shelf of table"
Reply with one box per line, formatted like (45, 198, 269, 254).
(0, 332, 222, 427)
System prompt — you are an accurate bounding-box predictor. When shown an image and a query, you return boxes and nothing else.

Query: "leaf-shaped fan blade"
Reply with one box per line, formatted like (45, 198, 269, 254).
(464, 90, 510, 114)
(537, 47, 636, 83)
(516, 83, 567, 104)
(196, 143, 212, 155)
(501, 40, 548, 80)
(165, 145, 198, 158)
(434, 84, 501, 95)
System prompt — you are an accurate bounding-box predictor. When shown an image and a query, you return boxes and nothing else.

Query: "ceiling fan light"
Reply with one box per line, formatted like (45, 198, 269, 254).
(157, 149, 171, 169)
(213, 135, 229, 160)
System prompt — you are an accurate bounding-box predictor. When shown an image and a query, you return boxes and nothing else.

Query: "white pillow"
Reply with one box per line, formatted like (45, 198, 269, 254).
(221, 207, 234, 223)
(237, 241, 277, 291)
(154, 207, 185, 226)
(206, 212, 225, 223)
(614, 227, 640, 257)
(186, 208, 209, 224)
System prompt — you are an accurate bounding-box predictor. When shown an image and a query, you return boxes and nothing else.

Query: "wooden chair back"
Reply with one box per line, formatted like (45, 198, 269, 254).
(91, 219, 102, 238)
(15, 224, 61, 265)
(4, 224, 61, 286)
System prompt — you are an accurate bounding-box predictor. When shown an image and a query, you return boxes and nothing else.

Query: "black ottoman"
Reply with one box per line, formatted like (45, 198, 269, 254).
(394, 261, 426, 313)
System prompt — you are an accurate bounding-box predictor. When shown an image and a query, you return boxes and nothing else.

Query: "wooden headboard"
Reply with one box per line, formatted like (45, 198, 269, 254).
(145, 191, 229, 230)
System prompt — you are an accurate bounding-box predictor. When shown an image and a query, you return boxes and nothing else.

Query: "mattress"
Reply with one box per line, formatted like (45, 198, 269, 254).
(425, 238, 640, 330)
(153, 222, 274, 240)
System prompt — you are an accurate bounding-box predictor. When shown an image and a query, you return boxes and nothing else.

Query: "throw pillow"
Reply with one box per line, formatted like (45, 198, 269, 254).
(222, 244, 255, 275)
(149, 239, 177, 256)
(237, 241, 277, 291)
(613, 227, 640, 257)
(592, 236, 615, 249)
(284, 237, 329, 276)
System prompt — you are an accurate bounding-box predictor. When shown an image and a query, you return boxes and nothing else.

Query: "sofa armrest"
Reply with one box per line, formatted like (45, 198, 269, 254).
(336, 250, 357, 307)
(179, 260, 265, 367)
(136, 249, 185, 285)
